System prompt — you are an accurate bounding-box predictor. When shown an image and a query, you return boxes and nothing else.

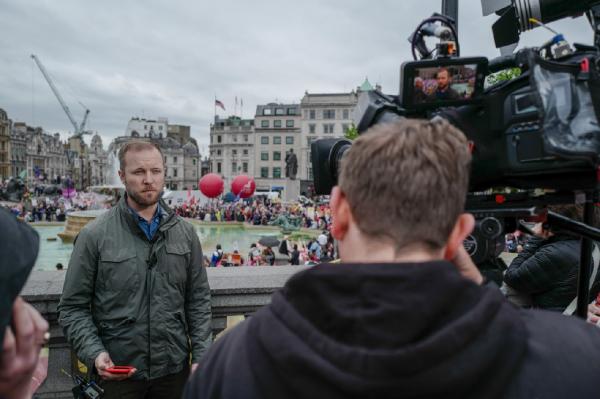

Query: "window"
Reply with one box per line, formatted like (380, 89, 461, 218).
(261, 152, 269, 161)
(243, 149, 248, 156)
(323, 109, 335, 119)
(273, 136, 281, 144)
(260, 167, 268, 178)
(323, 124, 335, 134)
(286, 136, 294, 145)
(343, 109, 350, 119)
(144, 125, 147, 130)
(263, 108, 272, 115)
(172, 183, 178, 190)
(243, 134, 248, 142)
(232, 149, 237, 156)
(159, 125, 163, 131)
(308, 167, 313, 180)
(217, 135, 222, 143)
(217, 162, 222, 173)
(287, 108, 296, 115)
(274, 120, 282, 128)
(173, 156, 177, 163)
(275, 108, 284, 115)
(193, 159, 196, 165)
(217, 149, 222, 156)
(233, 135, 238, 142)
(309, 110, 316, 120)
(173, 168, 177, 177)
(273, 167, 281, 179)
(232, 162, 237, 173)
(286, 120, 294, 128)
(243, 162, 248, 173)
(261, 120, 269, 128)
(273, 151, 281, 161)
(309, 123, 316, 134)
(261, 136, 269, 145)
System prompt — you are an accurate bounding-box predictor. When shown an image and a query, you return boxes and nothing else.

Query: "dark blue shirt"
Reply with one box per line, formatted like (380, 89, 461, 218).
(128, 205, 164, 241)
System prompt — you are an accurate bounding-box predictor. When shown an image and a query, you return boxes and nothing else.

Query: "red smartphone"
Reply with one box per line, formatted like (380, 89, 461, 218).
(106, 366, 135, 374)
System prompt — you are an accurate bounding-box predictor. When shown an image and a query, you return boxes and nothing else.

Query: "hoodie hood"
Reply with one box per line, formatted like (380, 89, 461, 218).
(247, 261, 527, 398)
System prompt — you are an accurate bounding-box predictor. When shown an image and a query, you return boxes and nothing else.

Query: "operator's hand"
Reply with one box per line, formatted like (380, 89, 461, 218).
(190, 363, 199, 376)
(0, 297, 49, 399)
(452, 245, 484, 285)
(532, 223, 552, 239)
(95, 352, 136, 381)
(587, 302, 600, 326)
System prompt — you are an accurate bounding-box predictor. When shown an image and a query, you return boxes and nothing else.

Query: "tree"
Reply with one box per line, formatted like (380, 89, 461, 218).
(344, 124, 359, 140)
(486, 67, 521, 87)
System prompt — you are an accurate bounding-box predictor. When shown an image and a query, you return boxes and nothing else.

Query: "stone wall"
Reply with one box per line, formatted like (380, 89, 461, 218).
(22, 266, 308, 398)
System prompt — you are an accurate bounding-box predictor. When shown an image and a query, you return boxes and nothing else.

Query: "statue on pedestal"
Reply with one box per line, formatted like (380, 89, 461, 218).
(285, 149, 298, 180)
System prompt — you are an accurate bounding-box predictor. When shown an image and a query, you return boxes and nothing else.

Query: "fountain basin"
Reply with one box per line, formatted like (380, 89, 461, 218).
(57, 210, 108, 243)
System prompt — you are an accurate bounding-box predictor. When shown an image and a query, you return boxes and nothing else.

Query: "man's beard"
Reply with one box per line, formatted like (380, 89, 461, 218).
(127, 188, 161, 208)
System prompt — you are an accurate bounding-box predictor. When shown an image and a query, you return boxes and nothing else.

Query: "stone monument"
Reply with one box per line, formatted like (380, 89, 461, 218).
(284, 149, 300, 201)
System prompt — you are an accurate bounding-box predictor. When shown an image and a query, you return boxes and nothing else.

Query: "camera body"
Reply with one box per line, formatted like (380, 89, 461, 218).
(311, 5, 600, 264)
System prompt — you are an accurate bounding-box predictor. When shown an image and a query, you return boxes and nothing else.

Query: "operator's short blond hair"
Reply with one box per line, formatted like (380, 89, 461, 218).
(118, 139, 164, 171)
(338, 118, 471, 251)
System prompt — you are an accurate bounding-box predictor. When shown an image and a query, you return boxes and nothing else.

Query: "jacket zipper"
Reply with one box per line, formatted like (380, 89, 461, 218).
(146, 238, 158, 378)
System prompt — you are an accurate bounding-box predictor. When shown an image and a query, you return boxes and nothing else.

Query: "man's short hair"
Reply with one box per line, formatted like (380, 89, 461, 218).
(436, 68, 450, 78)
(118, 139, 164, 171)
(338, 119, 471, 252)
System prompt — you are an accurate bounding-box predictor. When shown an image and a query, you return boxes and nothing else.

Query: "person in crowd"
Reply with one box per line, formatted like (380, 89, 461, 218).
(503, 204, 600, 312)
(58, 140, 211, 397)
(0, 208, 49, 399)
(210, 244, 224, 267)
(290, 244, 300, 266)
(185, 119, 600, 398)
(263, 246, 275, 266)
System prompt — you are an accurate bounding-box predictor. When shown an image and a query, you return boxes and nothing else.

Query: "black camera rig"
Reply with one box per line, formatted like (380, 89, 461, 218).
(311, 0, 600, 317)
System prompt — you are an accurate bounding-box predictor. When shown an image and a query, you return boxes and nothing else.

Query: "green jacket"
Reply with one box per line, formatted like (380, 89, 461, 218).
(58, 197, 211, 380)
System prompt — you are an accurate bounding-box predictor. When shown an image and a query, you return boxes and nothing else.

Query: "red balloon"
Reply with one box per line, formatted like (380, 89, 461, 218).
(231, 175, 256, 199)
(199, 173, 224, 198)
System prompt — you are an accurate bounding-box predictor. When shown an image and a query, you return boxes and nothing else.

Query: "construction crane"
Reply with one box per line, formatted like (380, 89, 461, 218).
(31, 54, 90, 138)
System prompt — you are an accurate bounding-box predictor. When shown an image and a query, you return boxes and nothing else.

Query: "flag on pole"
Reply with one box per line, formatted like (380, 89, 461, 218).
(215, 99, 226, 111)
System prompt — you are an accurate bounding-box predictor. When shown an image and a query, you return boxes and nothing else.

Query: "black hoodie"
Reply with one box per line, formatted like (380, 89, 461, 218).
(185, 261, 600, 398)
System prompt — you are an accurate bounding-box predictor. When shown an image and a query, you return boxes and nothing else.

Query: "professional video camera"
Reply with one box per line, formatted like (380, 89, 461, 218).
(311, 0, 600, 266)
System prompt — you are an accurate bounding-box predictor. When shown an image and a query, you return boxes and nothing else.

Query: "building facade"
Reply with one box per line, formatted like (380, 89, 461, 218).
(125, 117, 168, 138)
(10, 127, 27, 179)
(109, 118, 201, 191)
(253, 103, 301, 192)
(209, 116, 255, 191)
(88, 134, 108, 187)
(0, 109, 11, 180)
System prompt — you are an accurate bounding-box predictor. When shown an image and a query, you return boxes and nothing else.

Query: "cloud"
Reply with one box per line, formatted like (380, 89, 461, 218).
(0, 0, 593, 152)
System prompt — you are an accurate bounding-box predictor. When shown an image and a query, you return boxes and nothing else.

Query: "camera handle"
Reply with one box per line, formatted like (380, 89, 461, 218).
(586, 5, 600, 50)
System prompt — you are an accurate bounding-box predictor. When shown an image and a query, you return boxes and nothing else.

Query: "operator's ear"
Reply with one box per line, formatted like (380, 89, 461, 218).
(118, 168, 126, 185)
(443, 213, 475, 261)
(330, 186, 350, 241)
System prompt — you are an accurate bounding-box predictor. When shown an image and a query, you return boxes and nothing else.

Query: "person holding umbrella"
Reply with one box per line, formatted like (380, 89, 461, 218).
(258, 236, 279, 266)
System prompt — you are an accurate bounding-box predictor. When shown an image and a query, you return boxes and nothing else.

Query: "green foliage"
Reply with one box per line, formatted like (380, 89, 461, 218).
(486, 67, 522, 86)
(344, 124, 359, 140)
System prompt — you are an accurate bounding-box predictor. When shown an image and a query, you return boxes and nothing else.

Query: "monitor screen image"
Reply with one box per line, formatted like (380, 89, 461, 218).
(411, 64, 479, 105)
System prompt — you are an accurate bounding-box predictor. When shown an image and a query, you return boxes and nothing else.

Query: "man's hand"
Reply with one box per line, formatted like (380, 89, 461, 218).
(0, 297, 49, 399)
(587, 302, 600, 326)
(452, 245, 484, 285)
(95, 352, 136, 381)
(190, 363, 199, 376)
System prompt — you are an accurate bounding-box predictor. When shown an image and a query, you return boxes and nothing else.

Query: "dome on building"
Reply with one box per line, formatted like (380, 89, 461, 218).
(91, 133, 103, 146)
(183, 141, 198, 155)
(358, 77, 374, 92)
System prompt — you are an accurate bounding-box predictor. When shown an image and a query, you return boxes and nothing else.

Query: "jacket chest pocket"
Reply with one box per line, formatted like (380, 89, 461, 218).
(159, 243, 190, 285)
(99, 250, 140, 292)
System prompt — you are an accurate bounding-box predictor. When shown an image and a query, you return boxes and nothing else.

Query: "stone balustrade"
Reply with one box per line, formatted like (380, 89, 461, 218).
(22, 266, 308, 398)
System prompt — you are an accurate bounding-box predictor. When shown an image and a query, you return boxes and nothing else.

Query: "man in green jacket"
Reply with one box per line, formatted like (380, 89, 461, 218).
(58, 140, 211, 397)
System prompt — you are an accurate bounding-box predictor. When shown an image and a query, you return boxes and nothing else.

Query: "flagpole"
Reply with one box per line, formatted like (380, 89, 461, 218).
(214, 94, 216, 121)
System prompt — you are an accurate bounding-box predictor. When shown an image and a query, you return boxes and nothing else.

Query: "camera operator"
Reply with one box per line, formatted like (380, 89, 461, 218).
(0, 208, 49, 399)
(184, 119, 600, 398)
(503, 205, 600, 312)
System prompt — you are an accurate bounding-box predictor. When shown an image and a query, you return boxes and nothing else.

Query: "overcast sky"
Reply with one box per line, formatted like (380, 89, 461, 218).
(0, 0, 592, 155)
